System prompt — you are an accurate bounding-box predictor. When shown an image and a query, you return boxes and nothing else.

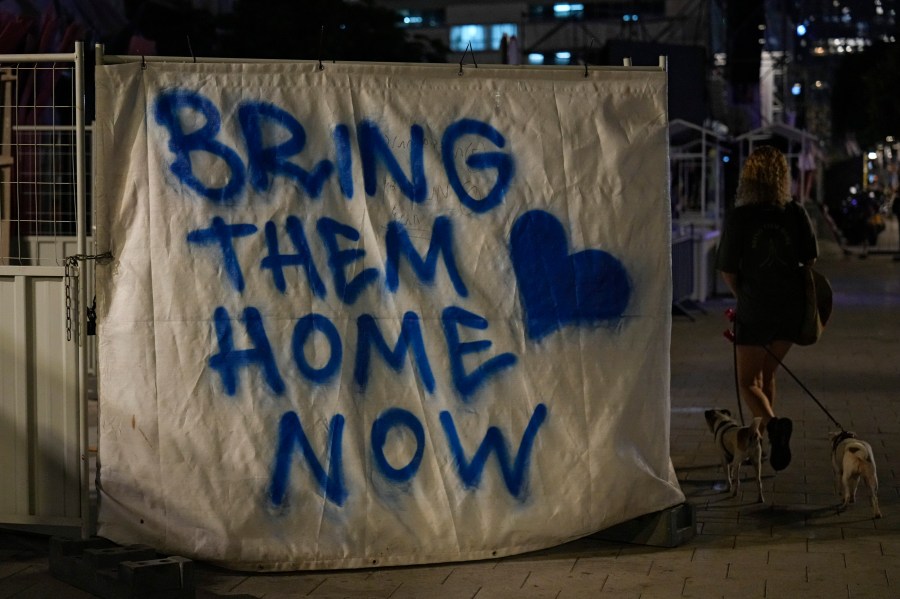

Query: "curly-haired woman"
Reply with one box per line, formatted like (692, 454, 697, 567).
(716, 145, 819, 471)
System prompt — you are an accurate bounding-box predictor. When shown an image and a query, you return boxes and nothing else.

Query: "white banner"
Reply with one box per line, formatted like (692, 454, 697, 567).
(94, 60, 684, 571)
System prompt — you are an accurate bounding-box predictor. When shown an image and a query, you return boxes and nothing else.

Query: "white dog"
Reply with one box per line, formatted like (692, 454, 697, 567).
(705, 409, 765, 503)
(830, 431, 882, 518)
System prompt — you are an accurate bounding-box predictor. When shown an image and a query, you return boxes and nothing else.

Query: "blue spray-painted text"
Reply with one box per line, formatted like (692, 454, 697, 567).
(209, 304, 517, 400)
(268, 403, 547, 506)
(187, 214, 467, 302)
(154, 89, 515, 212)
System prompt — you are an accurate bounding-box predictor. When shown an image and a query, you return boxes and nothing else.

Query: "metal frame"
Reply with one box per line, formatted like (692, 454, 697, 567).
(0, 42, 90, 538)
(669, 118, 728, 232)
(95, 44, 668, 72)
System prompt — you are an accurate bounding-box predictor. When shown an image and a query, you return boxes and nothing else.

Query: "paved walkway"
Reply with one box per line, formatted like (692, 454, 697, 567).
(2, 243, 899, 598)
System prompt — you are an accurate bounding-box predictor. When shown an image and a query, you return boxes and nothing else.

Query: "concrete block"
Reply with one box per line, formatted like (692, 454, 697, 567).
(50, 536, 117, 557)
(119, 556, 194, 592)
(592, 503, 697, 548)
(48, 536, 195, 598)
(49, 536, 117, 578)
(85, 545, 156, 568)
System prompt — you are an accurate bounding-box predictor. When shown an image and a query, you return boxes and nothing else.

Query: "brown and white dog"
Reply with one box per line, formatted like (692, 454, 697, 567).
(830, 431, 882, 518)
(704, 409, 765, 503)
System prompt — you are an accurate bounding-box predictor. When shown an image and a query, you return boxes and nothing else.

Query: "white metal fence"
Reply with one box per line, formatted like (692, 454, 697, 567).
(0, 43, 90, 537)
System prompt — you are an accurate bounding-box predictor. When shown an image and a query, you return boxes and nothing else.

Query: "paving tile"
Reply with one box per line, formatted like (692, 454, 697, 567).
(692, 543, 765, 571)
(230, 572, 330, 596)
(555, 576, 612, 599)
(731, 537, 809, 555)
(390, 583, 475, 599)
(807, 537, 885, 555)
(0, 565, 95, 599)
(508, 568, 613, 599)
(722, 558, 776, 582)
(881, 536, 900, 556)
(702, 521, 771, 537)
(847, 581, 895, 599)
(472, 585, 559, 599)
(681, 575, 766, 599)
(840, 523, 883, 538)
(492, 555, 578, 578)
(600, 570, 680, 598)
(571, 552, 651, 576)
(772, 523, 845, 540)
(303, 572, 401, 597)
(366, 564, 455, 587)
(0, 562, 32, 581)
(808, 563, 889, 587)
(437, 564, 526, 599)
(689, 534, 737, 554)
(765, 579, 849, 598)
(194, 566, 253, 594)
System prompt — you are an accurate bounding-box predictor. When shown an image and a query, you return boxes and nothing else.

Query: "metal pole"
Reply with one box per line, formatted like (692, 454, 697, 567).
(701, 131, 707, 220)
(714, 141, 722, 230)
(74, 40, 91, 539)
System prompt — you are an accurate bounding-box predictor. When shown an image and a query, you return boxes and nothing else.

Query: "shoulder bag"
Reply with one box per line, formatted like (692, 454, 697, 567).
(795, 267, 833, 346)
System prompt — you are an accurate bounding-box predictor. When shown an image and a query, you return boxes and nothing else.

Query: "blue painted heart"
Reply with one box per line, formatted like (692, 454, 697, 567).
(510, 210, 632, 340)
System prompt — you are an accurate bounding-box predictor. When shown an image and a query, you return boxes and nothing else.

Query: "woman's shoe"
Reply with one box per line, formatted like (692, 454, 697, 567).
(767, 417, 793, 471)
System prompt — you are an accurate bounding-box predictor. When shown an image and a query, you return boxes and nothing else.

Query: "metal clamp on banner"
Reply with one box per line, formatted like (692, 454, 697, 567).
(583, 39, 596, 78)
(458, 41, 477, 76)
(64, 251, 114, 341)
(318, 26, 326, 71)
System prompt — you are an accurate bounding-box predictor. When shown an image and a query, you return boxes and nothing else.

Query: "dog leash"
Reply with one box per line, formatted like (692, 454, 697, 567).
(730, 337, 744, 425)
(724, 308, 747, 425)
(723, 308, 846, 433)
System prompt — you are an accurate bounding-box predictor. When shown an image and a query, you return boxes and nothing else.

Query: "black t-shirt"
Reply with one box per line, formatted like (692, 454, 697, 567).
(716, 201, 818, 332)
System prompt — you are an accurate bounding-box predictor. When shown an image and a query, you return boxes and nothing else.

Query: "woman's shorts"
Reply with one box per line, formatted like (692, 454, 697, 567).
(734, 318, 797, 346)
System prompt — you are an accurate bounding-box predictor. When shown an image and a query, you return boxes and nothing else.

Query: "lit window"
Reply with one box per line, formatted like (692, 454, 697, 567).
(450, 25, 487, 52)
(553, 4, 584, 18)
(528, 53, 545, 65)
(491, 24, 518, 50)
(397, 9, 444, 28)
(555, 51, 572, 64)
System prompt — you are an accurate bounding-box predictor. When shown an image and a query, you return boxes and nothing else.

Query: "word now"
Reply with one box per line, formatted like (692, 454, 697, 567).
(269, 403, 548, 507)
(154, 89, 515, 211)
(211, 305, 517, 400)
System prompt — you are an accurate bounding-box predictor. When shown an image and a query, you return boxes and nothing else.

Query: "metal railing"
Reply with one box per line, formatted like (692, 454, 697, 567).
(1, 60, 91, 266)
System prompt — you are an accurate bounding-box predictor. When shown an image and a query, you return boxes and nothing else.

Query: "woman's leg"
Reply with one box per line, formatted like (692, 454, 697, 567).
(735, 344, 775, 424)
(761, 340, 793, 410)
(759, 339, 794, 470)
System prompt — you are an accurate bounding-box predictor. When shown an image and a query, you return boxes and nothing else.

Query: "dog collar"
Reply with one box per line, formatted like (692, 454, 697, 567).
(832, 430, 856, 451)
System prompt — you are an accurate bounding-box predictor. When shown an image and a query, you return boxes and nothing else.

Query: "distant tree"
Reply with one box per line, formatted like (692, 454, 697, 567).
(220, 0, 446, 62)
